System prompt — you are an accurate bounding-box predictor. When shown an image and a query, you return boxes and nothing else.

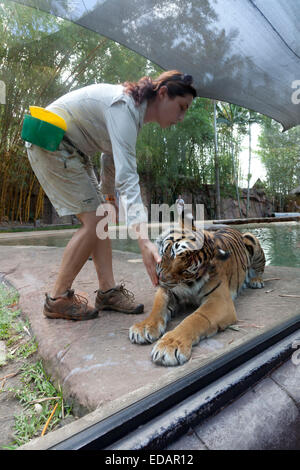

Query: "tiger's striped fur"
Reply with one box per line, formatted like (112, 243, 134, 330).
(129, 225, 265, 366)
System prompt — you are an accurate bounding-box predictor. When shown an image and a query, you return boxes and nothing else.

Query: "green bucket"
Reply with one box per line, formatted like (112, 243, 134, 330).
(21, 114, 65, 152)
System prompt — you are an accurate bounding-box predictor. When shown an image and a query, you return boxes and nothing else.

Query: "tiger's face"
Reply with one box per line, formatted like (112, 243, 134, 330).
(155, 227, 211, 288)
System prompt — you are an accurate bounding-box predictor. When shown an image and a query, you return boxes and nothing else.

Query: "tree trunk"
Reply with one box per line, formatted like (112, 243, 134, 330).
(231, 137, 242, 217)
(213, 101, 221, 219)
(246, 121, 252, 217)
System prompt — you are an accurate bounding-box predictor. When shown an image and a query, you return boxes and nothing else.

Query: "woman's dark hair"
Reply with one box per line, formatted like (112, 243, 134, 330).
(123, 70, 197, 105)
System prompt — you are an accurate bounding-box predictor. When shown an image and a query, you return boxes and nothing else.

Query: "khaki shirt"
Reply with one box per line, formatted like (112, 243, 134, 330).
(47, 83, 148, 226)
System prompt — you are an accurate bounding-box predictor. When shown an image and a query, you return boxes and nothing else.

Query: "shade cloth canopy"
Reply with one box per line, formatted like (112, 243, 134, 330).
(12, 0, 300, 130)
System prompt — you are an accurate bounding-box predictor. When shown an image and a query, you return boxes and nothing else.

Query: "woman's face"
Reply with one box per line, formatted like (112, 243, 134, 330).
(156, 87, 194, 128)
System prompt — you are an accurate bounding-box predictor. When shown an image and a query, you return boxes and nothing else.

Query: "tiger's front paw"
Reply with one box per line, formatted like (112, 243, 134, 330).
(248, 277, 264, 289)
(129, 319, 166, 344)
(151, 332, 192, 366)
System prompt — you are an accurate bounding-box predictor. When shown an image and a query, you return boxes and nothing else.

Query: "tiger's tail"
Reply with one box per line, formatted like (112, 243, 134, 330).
(242, 232, 265, 288)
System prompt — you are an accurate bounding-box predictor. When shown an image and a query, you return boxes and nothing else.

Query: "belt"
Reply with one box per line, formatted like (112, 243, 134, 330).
(62, 135, 87, 158)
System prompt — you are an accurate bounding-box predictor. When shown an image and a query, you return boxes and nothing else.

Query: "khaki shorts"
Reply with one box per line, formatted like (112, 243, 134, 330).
(26, 140, 105, 216)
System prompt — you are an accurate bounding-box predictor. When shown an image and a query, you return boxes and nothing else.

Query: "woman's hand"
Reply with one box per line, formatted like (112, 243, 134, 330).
(138, 238, 161, 286)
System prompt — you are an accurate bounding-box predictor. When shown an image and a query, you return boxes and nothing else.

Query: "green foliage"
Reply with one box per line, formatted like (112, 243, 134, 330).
(257, 117, 300, 208)
(0, 283, 20, 342)
(0, 0, 160, 221)
(0, 282, 37, 364)
(137, 97, 217, 202)
(2, 0, 297, 220)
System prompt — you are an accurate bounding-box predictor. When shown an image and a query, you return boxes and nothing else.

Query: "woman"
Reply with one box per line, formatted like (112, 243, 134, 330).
(26, 70, 197, 320)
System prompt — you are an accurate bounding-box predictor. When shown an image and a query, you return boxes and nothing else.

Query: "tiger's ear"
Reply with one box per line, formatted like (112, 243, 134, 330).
(179, 209, 196, 231)
(216, 248, 230, 260)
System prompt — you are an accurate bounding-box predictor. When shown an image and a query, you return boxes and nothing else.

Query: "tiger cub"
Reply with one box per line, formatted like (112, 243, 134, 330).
(129, 225, 265, 366)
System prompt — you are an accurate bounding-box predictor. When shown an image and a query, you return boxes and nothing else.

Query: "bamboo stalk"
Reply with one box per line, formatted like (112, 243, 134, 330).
(16, 186, 23, 223)
(5, 186, 13, 221)
(35, 185, 44, 220)
(11, 187, 18, 221)
(24, 176, 35, 223)
(0, 163, 8, 220)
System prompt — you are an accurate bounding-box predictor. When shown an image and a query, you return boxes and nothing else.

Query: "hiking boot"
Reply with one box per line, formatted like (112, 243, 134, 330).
(95, 283, 144, 314)
(43, 289, 99, 321)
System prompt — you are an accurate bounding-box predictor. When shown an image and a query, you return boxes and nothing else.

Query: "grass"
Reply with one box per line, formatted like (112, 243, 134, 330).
(0, 282, 73, 449)
(6, 361, 72, 449)
(0, 284, 22, 341)
(0, 284, 37, 362)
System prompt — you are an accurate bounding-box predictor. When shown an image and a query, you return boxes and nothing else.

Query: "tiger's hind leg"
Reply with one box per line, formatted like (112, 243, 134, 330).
(242, 232, 265, 289)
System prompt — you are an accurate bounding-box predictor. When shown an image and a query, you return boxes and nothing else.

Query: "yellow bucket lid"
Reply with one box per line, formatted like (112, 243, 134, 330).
(29, 106, 67, 131)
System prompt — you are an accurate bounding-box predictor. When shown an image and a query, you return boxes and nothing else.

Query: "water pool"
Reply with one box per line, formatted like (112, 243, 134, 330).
(236, 223, 300, 268)
(0, 222, 299, 268)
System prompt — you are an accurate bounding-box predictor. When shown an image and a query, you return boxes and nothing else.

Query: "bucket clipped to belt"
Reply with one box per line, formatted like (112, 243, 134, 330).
(21, 106, 67, 152)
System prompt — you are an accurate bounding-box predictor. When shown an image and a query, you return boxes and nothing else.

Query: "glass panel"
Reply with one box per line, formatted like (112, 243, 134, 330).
(0, 0, 299, 446)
